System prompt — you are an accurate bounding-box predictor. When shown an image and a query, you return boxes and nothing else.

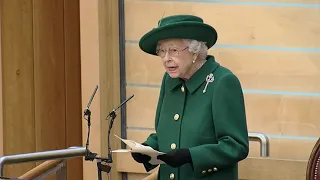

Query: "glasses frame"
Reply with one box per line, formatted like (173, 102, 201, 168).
(156, 47, 189, 58)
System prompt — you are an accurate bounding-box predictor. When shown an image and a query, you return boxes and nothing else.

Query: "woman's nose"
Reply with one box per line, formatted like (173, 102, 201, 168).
(162, 51, 171, 62)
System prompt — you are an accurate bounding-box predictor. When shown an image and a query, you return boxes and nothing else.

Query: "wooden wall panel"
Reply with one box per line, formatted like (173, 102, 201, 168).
(63, 0, 83, 179)
(33, 0, 66, 153)
(99, 0, 122, 180)
(79, 0, 121, 179)
(127, 173, 149, 180)
(79, 0, 102, 179)
(126, 44, 320, 93)
(125, 1, 320, 47)
(0, 0, 82, 178)
(1, 0, 36, 177)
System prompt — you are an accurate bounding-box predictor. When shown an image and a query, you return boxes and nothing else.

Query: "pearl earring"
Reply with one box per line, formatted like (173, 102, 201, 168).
(192, 60, 195, 63)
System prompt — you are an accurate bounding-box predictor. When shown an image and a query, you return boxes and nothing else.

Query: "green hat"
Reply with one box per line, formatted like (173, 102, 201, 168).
(139, 14, 218, 56)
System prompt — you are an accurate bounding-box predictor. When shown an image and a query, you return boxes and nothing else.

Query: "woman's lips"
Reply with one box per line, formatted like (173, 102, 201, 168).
(167, 66, 177, 72)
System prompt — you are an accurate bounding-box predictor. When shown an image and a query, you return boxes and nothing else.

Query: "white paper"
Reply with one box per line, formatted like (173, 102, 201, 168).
(113, 134, 166, 165)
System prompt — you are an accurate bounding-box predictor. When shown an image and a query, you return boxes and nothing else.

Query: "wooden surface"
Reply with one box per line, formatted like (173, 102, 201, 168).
(0, 0, 82, 179)
(1, 0, 36, 176)
(79, 0, 121, 179)
(63, 0, 83, 179)
(125, 0, 320, 47)
(19, 160, 64, 179)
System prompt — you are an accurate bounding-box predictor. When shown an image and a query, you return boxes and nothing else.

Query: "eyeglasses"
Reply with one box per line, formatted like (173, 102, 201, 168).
(156, 47, 188, 58)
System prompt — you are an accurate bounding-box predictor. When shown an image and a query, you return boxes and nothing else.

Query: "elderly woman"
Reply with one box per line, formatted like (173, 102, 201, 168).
(131, 14, 249, 180)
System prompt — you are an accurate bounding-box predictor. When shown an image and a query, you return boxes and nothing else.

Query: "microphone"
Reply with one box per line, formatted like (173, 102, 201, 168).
(83, 85, 99, 161)
(82, 86, 134, 180)
(105, 94, 134, 164)
(105, 94, 134, 120)
(84, 85, 98, 117)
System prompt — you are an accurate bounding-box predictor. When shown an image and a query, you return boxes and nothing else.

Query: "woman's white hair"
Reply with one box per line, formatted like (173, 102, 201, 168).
(183, 39, 208, 61)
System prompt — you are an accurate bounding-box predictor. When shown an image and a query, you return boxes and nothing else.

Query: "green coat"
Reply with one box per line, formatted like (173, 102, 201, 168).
(143, 55, 249, 180)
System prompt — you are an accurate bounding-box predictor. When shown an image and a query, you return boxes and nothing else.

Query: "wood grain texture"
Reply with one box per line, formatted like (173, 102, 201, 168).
(1, 0, 36, 177)
(79, 0, 121, 179)
(79, 0, 102, 179)
(124, 0, 320, 47)
(63, 0, 83, 179)
(33, 0, 66, 153)
(125, 44, 320, 93)
(99, 0, 121, 179)
(1, 0, 83, 178)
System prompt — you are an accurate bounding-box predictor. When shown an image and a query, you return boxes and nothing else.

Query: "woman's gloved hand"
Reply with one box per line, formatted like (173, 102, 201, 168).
(131, 152, 151, 164)
(131, 143, 152, 164)
(157, 148, 192, 168)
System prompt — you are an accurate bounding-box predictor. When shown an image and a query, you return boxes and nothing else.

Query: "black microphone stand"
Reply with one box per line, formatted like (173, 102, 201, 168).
(83, 85, 134, 180)
(83, 85, 112, 180)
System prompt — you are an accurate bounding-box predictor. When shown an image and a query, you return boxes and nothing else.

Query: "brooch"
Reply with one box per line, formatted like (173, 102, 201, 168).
(203, 73, 214, 93)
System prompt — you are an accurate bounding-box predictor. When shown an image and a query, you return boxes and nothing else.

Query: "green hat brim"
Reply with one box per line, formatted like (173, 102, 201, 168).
(139, 21, 218, 56)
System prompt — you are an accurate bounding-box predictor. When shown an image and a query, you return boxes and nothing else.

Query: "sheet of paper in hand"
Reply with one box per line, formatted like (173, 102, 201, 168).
(112, 134, 166, 165)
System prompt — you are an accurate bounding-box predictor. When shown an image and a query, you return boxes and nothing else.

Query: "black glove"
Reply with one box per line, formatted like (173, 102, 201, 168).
(157, 148, 192, 168)
(131, 143, 151, 164)
(131, 152, 151, 164)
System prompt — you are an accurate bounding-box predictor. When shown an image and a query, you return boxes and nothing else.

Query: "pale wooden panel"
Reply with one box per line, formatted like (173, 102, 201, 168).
(33, 0, 66, 156)
(126, 129, 316, 160)
(125, 0, 320, 47)
(1, 0, 36, 177)
(79, 0, 122, 179)
(126, 86, 160, 129)
(98, 0, 122, 180)
(79, 0, 102, 179)
(126, 86, 320, 136)
(128, 173, 149, 180)
(126, 44, 320, 93)
(245, 94, 320, 136)
(116, 152, 307, 180)
(239, 158, 307, 180)
(63, 0, 83, 179)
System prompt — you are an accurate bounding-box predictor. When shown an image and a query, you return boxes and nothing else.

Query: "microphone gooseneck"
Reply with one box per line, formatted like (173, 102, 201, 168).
(83, 86, 134, 180)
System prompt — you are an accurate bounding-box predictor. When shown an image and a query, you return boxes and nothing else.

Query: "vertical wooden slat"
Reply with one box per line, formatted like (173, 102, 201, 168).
(33, 0, 66, 153)
(63, 0, 83, 179)
(99, 0, 121, 179)
(1, 0, 36, 177)
(79, 0, 101, 179)
(80, 0, 121, 178)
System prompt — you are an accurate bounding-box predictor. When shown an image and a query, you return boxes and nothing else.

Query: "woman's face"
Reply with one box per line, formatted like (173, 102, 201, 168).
(157, 39, 196, 79)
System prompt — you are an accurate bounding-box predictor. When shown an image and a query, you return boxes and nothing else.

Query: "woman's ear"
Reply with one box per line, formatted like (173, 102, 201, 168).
(192, 53, 199, 62)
